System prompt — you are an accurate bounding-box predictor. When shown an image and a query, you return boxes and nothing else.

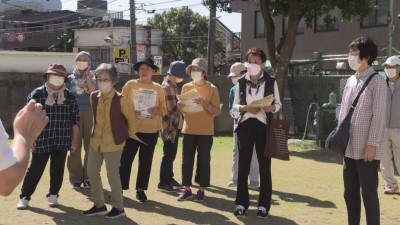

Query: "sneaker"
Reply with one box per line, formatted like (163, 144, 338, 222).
(82, 205, 108, 216)
(136, 190, 147, 202)
(158, 184, 174, 192)
(227, 180, 237, 187)
(83, 179, 91, 189)
(169, 179, 182, 189)
(249, 181, 259, 189)
(47, 195, 59, 207)
(384, 186, 399, 195)
(105, 207, 126, 219)
(16, 198, 29, 210)
(178, 189, 193, 201)
(257, 206, 268, 218)
(234, 205, 246, 217)
(195, 190, 205, 202)
(71, 183, 81, 189)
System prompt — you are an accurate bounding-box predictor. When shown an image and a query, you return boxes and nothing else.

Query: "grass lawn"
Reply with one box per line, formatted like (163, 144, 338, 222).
(1, 137, 399, 225)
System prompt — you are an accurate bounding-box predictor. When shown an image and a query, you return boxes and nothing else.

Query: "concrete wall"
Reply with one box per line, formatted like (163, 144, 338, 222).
(0, 73, 234, 134)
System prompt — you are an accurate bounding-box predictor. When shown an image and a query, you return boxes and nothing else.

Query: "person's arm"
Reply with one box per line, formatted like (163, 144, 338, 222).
(262, 81, 282, 113)
(70, 95, 80, 153)
(0, 100, 48, 196)
(200, 86, 221, 116)
(365, 77, 387, 162)
(85, 70, 96, 93)
(70, 125, 79, 153)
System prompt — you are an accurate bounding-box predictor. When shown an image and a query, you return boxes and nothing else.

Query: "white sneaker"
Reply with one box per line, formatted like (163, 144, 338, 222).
(17, 198, 29, 210)
(249, 181, 259, 189)
(47, 195, 59, 207)
(383, 186, 399, 195)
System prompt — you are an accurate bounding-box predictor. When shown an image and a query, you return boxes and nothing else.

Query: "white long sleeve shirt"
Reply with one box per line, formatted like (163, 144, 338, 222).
(232, 73, 282, 125)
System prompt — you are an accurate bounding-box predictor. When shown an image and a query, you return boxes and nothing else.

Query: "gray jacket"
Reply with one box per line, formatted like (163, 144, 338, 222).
(386, 78, 400, 128)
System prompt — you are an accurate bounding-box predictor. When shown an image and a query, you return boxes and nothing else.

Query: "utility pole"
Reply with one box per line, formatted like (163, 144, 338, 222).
(130, 0, 137, 68)
(207, 3, 216, 76)
(387, 0, 393, 57)
(110, 17, 114, 65)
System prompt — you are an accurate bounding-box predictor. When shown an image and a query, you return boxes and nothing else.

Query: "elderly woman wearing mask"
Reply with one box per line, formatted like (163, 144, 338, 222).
(176, 58, 221, 202)
(232, 47, 281, 218)
(66, 51, 96, 189)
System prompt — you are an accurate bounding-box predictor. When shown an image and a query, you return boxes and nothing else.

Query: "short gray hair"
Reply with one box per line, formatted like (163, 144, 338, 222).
(94, 63, 119, 82)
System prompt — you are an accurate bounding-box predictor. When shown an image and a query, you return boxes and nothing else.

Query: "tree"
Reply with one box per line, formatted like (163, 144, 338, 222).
(204, 0, 375, 99)
(147, 7, 210, 65)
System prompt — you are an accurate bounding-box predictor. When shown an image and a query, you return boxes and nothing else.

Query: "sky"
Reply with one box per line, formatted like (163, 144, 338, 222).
(61, 0, 242, 33)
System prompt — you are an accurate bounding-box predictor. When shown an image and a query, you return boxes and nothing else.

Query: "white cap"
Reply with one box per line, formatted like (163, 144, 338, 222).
(382, 56, 400, 66)
(228, 62, 246, 78)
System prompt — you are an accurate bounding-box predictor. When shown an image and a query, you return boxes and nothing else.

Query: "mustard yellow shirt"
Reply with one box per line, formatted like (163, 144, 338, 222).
(122, 79, 167, 133)
(90, 89, 137, 152)
(181, 81, 220, 135)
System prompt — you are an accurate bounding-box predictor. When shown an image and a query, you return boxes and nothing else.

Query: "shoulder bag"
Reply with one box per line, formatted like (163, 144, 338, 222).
(325, 73, 377, 154)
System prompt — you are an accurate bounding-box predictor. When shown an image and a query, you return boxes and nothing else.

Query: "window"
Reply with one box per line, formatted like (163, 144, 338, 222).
(314, 8, 340, 32)
(254, 10, 266, 38)
(361, 0, 388, 27)
(283, 16, 305, 35)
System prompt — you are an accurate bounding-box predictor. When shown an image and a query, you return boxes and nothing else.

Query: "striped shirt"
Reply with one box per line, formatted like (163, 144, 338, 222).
(339, 67, 387, 160)
(28, 85, 80, 154)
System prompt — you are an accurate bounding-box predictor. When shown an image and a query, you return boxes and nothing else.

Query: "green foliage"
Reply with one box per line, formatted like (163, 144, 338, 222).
(147, 7, 209, 66)
(202, 0, 232, 12)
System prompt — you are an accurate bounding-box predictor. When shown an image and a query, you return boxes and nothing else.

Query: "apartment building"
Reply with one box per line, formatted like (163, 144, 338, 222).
(230, 0, 400, 70)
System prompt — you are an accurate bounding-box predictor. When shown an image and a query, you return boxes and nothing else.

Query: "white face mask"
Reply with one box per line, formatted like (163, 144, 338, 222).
(384, 68, 398, 79)
(175, 78, 184, 83)
(231, 77, 239, 85)
(247, 63, 262, 76)
(348, 55, 361, 71)
(48, 75, 65, 87)
(97, 81, 112, 94)
(76, 61, 89, 71)
(191, 71, 203, 82)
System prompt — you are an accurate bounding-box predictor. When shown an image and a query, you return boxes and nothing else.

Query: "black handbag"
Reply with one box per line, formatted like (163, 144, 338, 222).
(325, 73, 377, 154)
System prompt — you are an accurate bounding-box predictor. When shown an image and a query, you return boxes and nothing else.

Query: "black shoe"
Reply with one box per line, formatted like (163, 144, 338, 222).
(158, 184, 174, 192)
(105, 207, 126, 219)
(82, 205, 108, 216)
(256, 206, 268, 218)
(83, 179, 91, 189)
(136, 190, 147, 202)
(169, 179, 182, 189)
(234, 205, 246, 218)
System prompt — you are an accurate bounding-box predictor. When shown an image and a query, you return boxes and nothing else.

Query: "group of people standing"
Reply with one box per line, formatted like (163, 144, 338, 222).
(4, 36, 399, 224)
(11, 46, 283, 219)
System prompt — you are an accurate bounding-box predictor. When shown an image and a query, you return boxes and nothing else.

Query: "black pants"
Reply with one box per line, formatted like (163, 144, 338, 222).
(181, 134, 213, 187)
(235, 118, 272, 210)
(20, 150, 68, 200)
(120, 132, 158, 190)
(343, 157, 380, 225)
(159, 130, 180, 185)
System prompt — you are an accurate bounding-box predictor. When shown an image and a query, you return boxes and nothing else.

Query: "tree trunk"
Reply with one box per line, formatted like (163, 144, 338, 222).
(260, 0, 301, 101)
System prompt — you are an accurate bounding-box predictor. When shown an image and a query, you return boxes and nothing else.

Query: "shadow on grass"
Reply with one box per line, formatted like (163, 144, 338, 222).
(273, 190, 336, 208)
(290, 149, 342, 165)
(208, 185, 335, 209)
(28, 204, 138, 225)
